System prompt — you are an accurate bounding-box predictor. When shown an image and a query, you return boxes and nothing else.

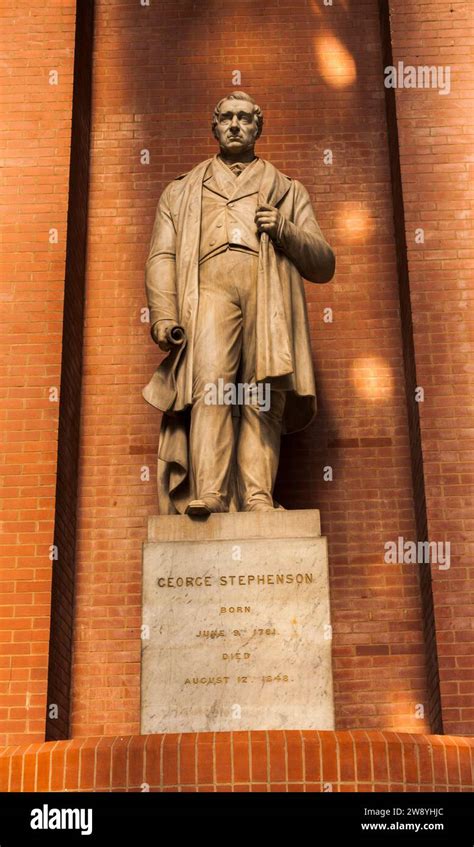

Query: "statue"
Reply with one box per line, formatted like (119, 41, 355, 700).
(143, 92, 335, 516)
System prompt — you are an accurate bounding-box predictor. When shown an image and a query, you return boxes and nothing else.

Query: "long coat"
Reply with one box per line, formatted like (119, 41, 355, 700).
(143, 155, 335, 513)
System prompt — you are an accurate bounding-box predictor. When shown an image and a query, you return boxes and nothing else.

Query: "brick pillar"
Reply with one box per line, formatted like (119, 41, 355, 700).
(389, 0, 474, 735)
(0, 1, 77, 744)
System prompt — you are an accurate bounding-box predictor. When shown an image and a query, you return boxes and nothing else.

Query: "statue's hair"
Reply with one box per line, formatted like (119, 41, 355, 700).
(212, 91, 263, 140)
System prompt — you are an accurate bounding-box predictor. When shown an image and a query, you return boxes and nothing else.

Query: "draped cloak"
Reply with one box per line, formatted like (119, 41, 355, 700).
(142, 156, 335, 514)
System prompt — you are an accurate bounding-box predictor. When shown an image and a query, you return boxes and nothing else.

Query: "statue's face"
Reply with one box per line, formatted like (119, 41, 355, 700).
(214, 98, 259, 156)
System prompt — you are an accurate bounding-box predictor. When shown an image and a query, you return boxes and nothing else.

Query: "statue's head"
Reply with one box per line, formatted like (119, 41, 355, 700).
(212, 91, 263, 158)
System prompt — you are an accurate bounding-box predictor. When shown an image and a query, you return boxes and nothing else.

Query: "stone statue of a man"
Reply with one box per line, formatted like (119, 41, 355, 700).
(143, 91, 335, 516)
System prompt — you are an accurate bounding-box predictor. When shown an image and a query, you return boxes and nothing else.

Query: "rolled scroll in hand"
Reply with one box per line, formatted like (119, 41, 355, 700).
(165, 325, 186, 347)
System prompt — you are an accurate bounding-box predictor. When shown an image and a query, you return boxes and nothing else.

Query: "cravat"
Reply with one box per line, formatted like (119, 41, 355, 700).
(229, 162, 246, 177)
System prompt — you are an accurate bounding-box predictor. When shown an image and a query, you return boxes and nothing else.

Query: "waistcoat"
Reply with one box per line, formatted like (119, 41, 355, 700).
(199, 156, 264, 263)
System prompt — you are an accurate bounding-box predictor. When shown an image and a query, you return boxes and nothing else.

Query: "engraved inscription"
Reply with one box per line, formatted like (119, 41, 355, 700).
(141, 535, 334, 732)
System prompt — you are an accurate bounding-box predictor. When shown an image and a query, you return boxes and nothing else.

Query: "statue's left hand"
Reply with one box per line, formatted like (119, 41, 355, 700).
(255, 203, 282, 241)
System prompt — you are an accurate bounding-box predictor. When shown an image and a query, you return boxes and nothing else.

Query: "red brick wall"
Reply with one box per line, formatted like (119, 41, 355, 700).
(2, 0, 471, 752)
(389, 0, 474, 735)
(71, 0, 430, 736)
(0, 0, 76, 745)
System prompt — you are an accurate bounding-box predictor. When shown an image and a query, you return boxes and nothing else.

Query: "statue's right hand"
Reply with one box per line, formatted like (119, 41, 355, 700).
(151, 320, 175, 352)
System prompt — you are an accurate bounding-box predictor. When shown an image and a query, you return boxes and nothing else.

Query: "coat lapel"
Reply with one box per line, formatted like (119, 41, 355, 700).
(255, 161, 294, 381)
(202, 157, 233, 199)
(257, 160, 292, 208)
(172, 158, 213, 407)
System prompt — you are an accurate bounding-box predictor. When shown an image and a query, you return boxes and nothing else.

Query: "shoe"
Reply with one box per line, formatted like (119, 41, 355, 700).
(185, 499, 212, 516)
(185, 497, 228, 516)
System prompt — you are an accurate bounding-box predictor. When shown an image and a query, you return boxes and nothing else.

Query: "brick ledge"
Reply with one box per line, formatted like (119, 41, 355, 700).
(0, 731, 472, 792)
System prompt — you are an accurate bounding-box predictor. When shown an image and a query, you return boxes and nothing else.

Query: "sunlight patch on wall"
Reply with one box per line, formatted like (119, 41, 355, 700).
(314, 34, 356, 88)
(351, 357, 394, 401)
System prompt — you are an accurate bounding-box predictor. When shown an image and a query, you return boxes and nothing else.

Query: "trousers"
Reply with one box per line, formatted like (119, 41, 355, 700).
(190, 248, 286, 511)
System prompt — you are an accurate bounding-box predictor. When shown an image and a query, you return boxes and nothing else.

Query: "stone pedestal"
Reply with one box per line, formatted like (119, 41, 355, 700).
(141, 510, 334, 733)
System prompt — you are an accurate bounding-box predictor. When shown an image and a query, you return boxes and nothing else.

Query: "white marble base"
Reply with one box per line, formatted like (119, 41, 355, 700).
(141, 510, 334, 733)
